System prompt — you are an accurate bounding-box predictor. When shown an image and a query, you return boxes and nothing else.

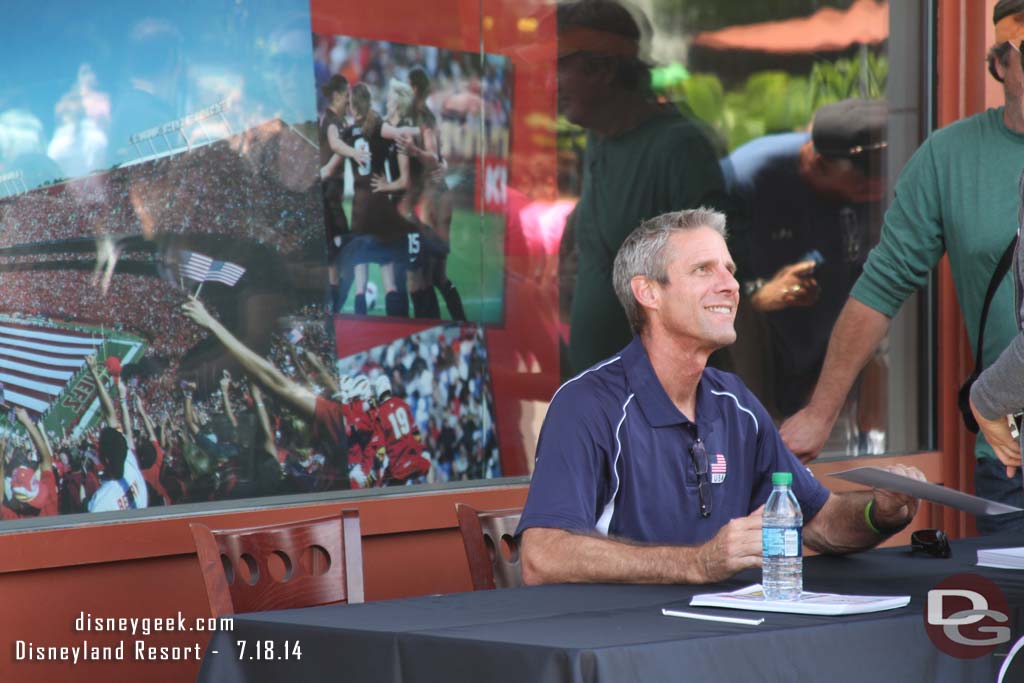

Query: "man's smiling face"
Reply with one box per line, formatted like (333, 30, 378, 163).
(650, 227, 739, 351)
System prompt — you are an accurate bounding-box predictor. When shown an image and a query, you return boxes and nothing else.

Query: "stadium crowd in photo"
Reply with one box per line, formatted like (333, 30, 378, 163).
(0, 104, 501, 522)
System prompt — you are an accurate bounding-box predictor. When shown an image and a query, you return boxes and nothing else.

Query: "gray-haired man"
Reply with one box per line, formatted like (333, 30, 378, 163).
(518, 208, 924, 586)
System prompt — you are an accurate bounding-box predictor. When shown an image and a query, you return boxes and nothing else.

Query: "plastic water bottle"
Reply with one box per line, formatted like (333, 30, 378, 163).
(762, 471, 803, 600)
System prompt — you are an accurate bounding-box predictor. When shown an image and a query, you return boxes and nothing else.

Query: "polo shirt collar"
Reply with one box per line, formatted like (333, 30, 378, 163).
(621, 336, 723, 433)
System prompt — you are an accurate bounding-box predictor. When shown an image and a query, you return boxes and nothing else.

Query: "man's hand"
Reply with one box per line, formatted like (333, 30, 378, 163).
(750, 261, 819, 313)
(871, 464, 925, 528)
(779, 406, 835, 463)
(220, 369, 232, 390)
(693, 507, 763, 583)
(85, 354, 96, 370)
(971, 397, 1021, 478)
(182, 297, 216, 329)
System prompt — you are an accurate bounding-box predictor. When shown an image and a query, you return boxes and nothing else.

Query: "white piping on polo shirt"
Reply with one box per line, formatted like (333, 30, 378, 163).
(709, 389, 759, 434)
(595, 393, 634, 536)
(551, 355, 622, 403)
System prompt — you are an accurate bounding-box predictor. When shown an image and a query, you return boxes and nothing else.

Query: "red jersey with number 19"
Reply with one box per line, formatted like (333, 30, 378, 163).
(376, 396, 429, 482)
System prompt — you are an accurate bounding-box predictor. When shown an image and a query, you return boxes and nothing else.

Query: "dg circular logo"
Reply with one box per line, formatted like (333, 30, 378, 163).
(924, 573, 1011, 659)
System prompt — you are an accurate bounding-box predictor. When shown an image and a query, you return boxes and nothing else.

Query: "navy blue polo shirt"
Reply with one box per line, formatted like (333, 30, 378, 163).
(517, 337, 830, 545)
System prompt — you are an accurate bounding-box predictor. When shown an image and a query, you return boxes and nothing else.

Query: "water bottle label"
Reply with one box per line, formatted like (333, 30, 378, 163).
(763, 527, 801, 557)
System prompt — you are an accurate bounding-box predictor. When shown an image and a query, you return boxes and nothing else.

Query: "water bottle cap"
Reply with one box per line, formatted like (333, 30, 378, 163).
(771, 471, 793, 486)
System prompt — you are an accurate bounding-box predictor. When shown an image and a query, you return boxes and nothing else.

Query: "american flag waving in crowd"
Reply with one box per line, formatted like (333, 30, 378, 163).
(179, 250, 246, 295)
(180, 250, 246, 285)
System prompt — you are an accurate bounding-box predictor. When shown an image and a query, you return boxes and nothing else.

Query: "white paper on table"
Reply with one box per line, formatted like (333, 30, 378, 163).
(689, 585, 910, 616)
(978, 546, 1024, 569)
(829, 466, 1023, 516)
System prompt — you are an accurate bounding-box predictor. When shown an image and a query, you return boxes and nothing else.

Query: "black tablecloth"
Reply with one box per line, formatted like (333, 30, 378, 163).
(198, 535, 1024, 682)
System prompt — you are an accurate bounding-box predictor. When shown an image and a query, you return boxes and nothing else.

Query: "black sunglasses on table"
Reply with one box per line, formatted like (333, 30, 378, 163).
(911, 529, 951, 559)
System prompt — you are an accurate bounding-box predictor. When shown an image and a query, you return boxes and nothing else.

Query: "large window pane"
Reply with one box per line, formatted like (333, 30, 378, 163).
(545, 0, 930, 460)
(0, 0, 932, 531)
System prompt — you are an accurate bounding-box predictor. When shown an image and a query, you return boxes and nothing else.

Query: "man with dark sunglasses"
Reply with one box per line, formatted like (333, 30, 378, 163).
(517, 209, 925, 585)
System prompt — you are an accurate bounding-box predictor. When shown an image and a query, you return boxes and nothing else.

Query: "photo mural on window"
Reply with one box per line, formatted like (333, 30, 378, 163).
(0, 0, 514, 524)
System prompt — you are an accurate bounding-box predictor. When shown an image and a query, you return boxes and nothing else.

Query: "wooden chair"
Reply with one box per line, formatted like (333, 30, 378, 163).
(455, 503, 524, 590)
(190, 510, 364, 617)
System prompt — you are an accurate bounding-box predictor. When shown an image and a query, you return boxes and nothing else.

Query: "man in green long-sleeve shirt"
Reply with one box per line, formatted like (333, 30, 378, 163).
(557, 0, 730, 374)
(780, 0, 1024, 533)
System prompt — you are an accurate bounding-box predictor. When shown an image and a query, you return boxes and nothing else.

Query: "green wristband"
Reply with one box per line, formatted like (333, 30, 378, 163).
(865, 498, 906, 535)
(864, 499, 883, 535)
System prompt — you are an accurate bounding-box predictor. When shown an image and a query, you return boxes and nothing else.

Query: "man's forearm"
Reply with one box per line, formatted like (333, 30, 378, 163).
(521, 528, 703, 585)
(19, 416, 52, 468)
(305, 351, 340, 395)
(251, 389, 277, 459)
(207, 321, 287, 398)
(118, 391, 135, 451)
(806, 298, 891, 421)
(203, 319, 315, 419)
(183, 394, 200, 436)
(804, 491, 910, 555)
(88, 366, 120, 428)
(138, 403, 158, 444)
(142, 416, 157, 444)
(220, 386, 238, 427)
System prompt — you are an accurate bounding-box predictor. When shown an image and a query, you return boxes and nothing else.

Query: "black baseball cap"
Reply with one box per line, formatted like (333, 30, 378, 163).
(812, 99, 887, 164)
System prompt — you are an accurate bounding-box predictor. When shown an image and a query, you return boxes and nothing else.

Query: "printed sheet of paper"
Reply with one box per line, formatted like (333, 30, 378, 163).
(830, 467, 1023, 516)
(690, 585, 910, 616)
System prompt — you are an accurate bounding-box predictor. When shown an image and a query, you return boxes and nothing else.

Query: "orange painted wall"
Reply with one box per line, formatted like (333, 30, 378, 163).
(0, 485, 529, 682)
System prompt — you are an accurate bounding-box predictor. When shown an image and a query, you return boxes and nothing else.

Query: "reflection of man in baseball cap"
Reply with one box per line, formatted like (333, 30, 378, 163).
(724, 98, 889, 417)
(732, 99, 889, 319)
(811, 99, 888, 159)
(806, 98, 888, 202)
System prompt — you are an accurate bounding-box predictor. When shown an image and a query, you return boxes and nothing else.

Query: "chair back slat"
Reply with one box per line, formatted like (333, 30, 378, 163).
(190, 510, 363, 617)
(456, 504, 523, 590)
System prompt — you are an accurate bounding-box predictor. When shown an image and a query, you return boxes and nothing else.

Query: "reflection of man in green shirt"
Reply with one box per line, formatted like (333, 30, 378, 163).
(557, 0, 730, 373)
(780, 0, 1024, 534)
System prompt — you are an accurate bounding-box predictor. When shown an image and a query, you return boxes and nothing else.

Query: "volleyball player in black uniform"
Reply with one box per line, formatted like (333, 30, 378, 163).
(318, 75, 368, 313)
(401, 67, 466, 320)
(342, 81, 418, 317)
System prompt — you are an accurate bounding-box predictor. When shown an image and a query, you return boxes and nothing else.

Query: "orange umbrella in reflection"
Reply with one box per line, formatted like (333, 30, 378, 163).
(693, 0, 889, 54)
